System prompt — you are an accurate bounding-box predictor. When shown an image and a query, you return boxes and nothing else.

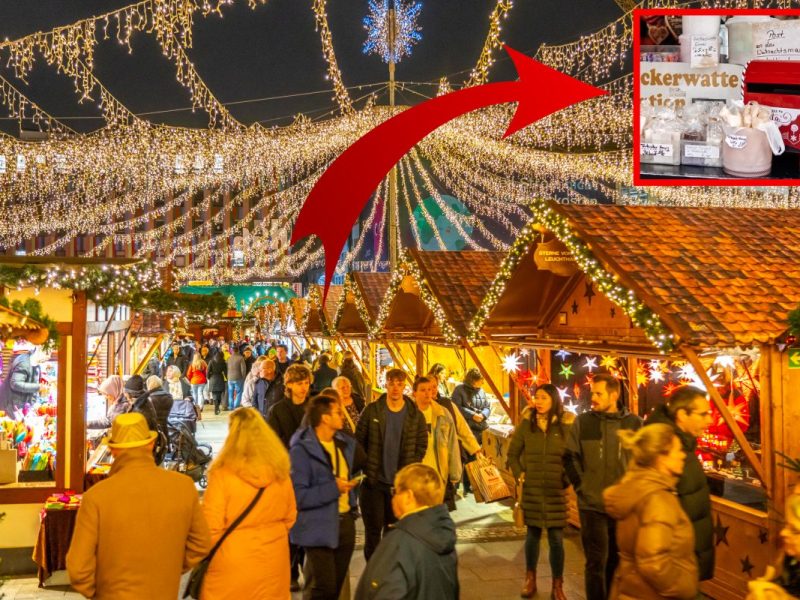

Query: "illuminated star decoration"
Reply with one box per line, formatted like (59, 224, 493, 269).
(583, 356, 598, 372)
(564, 400, 579, 415)
(649, 366, 665, 384)
(636, 365, 649, 387)
(363, 0, 423, 63)
(556, 386, 571, 401)
(502, 353, 522, 373)
(714, 354, 735, 369)
(600, 355, 617, 369)
(555, 349, 572, 361)
(559, 363, 574, 379)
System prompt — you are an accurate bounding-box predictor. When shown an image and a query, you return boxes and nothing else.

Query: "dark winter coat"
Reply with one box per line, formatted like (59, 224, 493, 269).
(162, 378, 192, 401)
(253, 377, 284, 419)
(267, 397, 308, 448)
(206, 356, 227, 393)
(340, 367, 370, 403)
(87, 397, 131, 430)
(354, 394, 427, 485)
(165, 350, 189, 377)
(312, 364, 338, 393)
(167, 398, 198, 434)
(646, 404, 714, 581)
(508, 410, 574, 528)
(131, 395, 159, 434)
(354, 504, 458, 600)
(564, 408, 643, 513)
(147, 390, 174, 436)
(141, 356, 162, 380)
(452, 383, 491, 441)
(226, 353, 247, 383)
(289, 427, 361, 548)
(0, 352, 40, 414)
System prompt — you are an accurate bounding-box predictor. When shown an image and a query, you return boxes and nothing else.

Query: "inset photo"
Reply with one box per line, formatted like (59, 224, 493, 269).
(635, 9, 800, 185)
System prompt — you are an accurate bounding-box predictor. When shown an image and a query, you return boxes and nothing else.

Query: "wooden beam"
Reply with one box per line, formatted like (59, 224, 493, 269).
(626, 356, 639, 415)
(463, 341, 512, 422)
(340, 336, 373, 385)
(133, 334, 165, 375)
(381, 339, 402, 371)
(416, 342, 424, 376)
(682, 346, 766, 490)
(762, 343, 782, 561)
(70, 291, 88, 492)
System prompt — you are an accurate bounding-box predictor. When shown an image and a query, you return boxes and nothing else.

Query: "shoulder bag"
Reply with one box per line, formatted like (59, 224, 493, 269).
(183, 486, 265, 599)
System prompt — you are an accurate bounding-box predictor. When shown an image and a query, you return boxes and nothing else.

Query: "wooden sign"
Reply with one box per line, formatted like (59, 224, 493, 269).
(533, 239, 579, 277)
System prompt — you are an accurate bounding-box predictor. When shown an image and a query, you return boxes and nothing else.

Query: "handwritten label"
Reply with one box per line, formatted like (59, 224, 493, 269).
(684, 143, 720, 159)
(725, 134, 748, 149)
(753, 22, 800, 59)
(691, 35, 720, 68)
(640, 143, 674, 157)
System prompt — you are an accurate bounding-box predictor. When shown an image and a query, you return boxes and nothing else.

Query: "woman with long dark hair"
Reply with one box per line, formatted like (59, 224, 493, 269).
(508, 383, 574, 600)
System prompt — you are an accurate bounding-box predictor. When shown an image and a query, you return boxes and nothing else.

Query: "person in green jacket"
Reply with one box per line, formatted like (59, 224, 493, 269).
(508, 383, 573, 600)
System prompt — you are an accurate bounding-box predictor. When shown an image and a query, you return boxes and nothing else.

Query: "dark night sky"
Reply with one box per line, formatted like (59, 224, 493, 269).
(0, 1, 622, 132)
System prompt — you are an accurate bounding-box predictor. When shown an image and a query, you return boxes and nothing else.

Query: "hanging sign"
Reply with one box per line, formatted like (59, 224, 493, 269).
(0, 156, 6, 174)
(789, 348, 800, 370)
(54, 154, 67, 174)
(174, 154, 186, 175)
(533, 238, 579, 277)
(691, 35, 720, 69)
(193, 155, 205, 172)
(213, 154, 224, 173)
(16, 154, 26, 173)
(753, 21, 800, 60)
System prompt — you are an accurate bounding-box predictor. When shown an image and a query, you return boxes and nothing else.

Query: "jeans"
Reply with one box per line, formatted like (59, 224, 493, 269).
(359, 480, 395, 560)
(525, 526, 564, 577)
(303, 514, 356, 600)
(579, 510, 619, 600)
(191, 383, 207, 409)
(227, 380, 243, 409)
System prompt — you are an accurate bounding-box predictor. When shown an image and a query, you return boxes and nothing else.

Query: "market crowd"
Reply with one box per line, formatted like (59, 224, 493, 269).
(63, 339, 800, 600)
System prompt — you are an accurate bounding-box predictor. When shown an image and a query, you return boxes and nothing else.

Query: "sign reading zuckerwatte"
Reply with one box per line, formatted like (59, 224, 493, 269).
(639, 63, 744, 109)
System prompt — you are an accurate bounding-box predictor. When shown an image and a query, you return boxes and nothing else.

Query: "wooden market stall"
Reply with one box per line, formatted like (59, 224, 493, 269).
(367, 249, 509, 416)
(303, 284, 343, 352)
(469, 202, 800, 600)
(0, 258, 140, 575)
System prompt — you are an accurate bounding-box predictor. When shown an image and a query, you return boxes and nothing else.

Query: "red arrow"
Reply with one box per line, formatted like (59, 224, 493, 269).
(291, 46, 607, 298)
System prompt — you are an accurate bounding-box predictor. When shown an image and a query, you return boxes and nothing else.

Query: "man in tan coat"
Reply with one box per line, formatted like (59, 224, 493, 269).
(67, 412, 211, 600)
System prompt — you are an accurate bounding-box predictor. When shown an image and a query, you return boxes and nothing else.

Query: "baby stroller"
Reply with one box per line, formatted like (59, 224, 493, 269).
(164, 421, 212, 488)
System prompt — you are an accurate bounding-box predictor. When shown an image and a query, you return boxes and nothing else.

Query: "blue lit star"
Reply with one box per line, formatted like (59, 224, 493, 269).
(583, 357, 598, 372)
(554, 349, 572, 361)
(363, 0, 423, 64)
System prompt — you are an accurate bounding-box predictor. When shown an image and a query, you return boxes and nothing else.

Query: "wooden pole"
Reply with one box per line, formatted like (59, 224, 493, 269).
(70, 292, 88, 492)
(682, 346, 766, 489)
(416, 342, 424, 377)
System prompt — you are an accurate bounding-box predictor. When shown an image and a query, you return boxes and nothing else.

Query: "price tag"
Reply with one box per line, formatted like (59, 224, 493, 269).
(725, 134, 748, 149)
(640, 143, 674, 158)
(0, 156, 6, 174)
(691, 35, 720, 68)
(16, 154, 26, 172)
(213, 154, 224, 174)
(684, 144, 720, 159)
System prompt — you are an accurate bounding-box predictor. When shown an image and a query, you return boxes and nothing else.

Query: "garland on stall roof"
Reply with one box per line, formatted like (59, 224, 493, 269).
(132, 289, 229, 320)
(0, 297, 58, 351)
(0, 263, 162, 307)
(333, 273, 375, 335)
(467, 200, 676, 353)
(370, 250, 460, 344)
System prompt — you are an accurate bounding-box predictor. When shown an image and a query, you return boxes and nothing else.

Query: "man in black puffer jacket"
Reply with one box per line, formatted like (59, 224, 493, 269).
(355, 368, 427, 560)
(645, 385, 714, 581)
(564, 373, 642, 600)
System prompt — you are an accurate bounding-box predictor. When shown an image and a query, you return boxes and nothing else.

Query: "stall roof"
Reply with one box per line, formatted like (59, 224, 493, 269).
(409, 249, 503, 338)
(322, 285, 344, 331)
(304, 284, 342, 336)
(554, 204, 800, 347)
(0, 305, 49, 345)
(353, 272, 392, 321)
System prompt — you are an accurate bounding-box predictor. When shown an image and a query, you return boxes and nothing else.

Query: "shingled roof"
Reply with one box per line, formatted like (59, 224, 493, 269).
(322, 285, 344, 330)
(553, 204, 800, 347)
(409, 249, 504, 338)
(353, 272, 392, 321)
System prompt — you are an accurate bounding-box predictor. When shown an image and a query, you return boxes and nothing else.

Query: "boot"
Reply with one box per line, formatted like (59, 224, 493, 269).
(551, 577, 566, 600)
(520, 570, 536, 598)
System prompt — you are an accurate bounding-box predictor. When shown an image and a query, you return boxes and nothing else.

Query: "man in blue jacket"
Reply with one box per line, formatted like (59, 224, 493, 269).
(355, 463, 458, 599)
(290, 393, 365, 600)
